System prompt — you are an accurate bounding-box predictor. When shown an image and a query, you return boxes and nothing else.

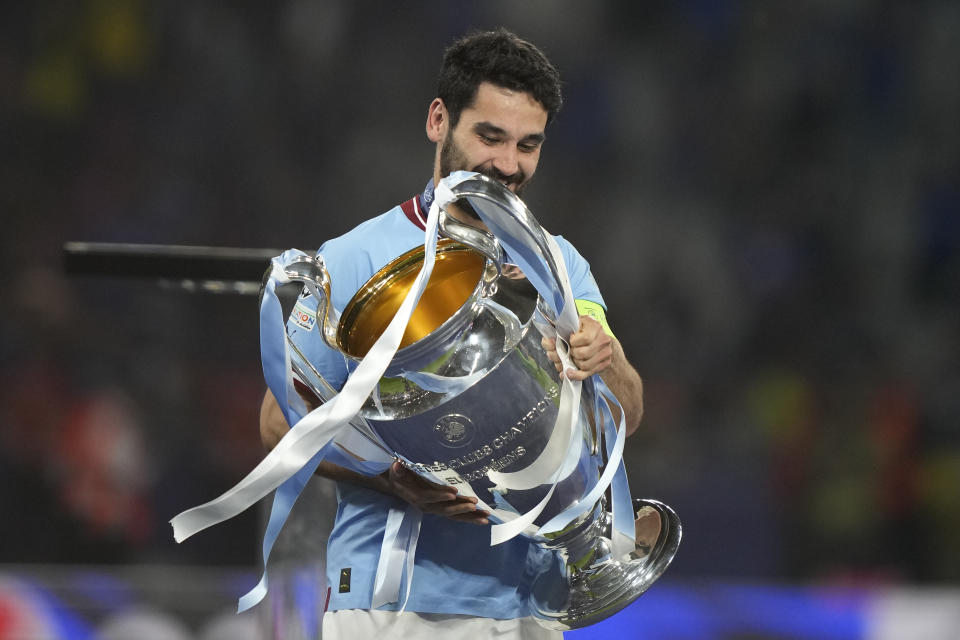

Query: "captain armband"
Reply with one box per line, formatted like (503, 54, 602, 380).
(574, 299, 615, 338)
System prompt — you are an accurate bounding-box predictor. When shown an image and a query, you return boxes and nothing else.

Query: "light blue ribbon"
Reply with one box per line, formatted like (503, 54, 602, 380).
(259, 250, 315, 427)
(238, 453, 321, 612)
(239, 252, 328, 612)
(596, 377, 638, 559)
(536, 376, 634, 556)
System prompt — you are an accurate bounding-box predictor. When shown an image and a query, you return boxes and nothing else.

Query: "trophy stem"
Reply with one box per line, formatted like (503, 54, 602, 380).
(529, 498, 682, 630)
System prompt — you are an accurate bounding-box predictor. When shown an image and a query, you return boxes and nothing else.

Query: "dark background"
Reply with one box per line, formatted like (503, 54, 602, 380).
(2, 0, 958, 590)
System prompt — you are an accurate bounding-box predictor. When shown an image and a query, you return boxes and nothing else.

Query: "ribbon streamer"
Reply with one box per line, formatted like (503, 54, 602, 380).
(536, 379, 630, 547)
(171, 175, 464, 613)
(484, 231, 585, 545)
(371, 504, 423, 610)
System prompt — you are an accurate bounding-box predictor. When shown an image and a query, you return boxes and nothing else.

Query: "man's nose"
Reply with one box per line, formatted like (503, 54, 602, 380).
(491, 146, 520, 178)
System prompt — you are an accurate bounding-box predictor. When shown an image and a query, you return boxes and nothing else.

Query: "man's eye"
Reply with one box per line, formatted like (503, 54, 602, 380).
(519, 143, 539, 153)
(480, 135, 499, 144)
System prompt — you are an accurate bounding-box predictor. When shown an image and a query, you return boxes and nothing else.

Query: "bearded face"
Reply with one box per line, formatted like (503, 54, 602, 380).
(439, 129, 530, 198)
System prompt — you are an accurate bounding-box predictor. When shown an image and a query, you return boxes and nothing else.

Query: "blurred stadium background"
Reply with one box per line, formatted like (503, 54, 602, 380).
(1, 1, 958, 638)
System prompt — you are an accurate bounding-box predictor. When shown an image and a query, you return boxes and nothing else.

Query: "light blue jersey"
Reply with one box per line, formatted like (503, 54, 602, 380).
(289, 188, 607, 618)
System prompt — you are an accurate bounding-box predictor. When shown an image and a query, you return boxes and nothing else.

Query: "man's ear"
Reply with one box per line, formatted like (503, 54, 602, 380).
(426, 98, 447, 143)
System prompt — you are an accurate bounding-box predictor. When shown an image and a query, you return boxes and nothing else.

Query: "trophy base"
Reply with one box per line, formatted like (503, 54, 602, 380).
(530, 498, 682, 631)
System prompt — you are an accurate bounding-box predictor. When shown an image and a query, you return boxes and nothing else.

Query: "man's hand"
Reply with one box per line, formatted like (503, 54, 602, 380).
(541, 315, 645, 435)
(542, 315, 613, 381)
(261, 390, 491, 524)
(385, 461, 490, 525)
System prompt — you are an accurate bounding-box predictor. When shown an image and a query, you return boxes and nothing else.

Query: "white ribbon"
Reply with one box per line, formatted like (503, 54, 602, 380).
(537, 380, 631, 552)
(480, 232, 632, 550)
(170, 176, 457, 555)
(371, 504, 423, 610)
(484, 233, 585, 545)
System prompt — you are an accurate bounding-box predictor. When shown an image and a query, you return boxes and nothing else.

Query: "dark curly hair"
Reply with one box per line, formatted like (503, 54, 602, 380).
(437, 28, 563, 127)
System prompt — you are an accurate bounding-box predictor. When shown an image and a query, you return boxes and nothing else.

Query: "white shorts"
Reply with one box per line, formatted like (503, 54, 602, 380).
(322, 609, 563, 640)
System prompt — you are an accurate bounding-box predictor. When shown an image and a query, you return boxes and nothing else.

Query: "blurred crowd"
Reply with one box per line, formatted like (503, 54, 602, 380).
(1, 0, 957, 587)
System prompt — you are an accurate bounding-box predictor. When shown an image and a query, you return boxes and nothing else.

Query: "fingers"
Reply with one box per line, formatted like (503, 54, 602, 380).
(568, 319, 610, 352)
(390, 462, 458, 504)
(430, 500, 490, 525)
(409, 493, 489, 525)
(570, 316, 612, 375)
(392, 461, 454, 492)
(567, 343, 612, 374)
(564, 367, 592, 381)
(389, 462, 489, 525)
(541, 336, 562, 372)
(544, 316, 613, 377)
(449, 510, 490, 525)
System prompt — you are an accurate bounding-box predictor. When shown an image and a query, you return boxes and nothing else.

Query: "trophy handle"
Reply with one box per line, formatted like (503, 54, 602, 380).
(277, 254, 341, 352)
(445, 176, 570, 321)
(257, 252, 394, 459)
(438, 210, 504, 282)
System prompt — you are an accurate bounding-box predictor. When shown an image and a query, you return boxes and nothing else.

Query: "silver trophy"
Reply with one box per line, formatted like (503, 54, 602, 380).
(274, 175, 680, 630)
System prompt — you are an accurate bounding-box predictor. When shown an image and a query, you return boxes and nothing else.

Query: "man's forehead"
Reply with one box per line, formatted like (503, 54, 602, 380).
(457, 82, 548, 134)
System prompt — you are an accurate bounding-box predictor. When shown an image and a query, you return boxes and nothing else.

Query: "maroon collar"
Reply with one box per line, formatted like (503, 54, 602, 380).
(399, 195, 426, 230)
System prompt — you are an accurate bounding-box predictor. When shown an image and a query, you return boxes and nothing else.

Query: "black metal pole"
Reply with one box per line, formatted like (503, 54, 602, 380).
(62, 242, 284, 281)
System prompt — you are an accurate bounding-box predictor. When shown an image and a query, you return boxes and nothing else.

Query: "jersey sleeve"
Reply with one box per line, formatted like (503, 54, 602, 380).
(553, 235, 606, 308)
(553, 235, 616, 337)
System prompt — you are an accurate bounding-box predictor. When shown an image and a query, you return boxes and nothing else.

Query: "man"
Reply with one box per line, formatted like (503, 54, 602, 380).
(260, 28, 645, 639)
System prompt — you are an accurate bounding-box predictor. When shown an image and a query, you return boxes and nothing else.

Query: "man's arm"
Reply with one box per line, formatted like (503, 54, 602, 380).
(259, 390, 490, 524)
(543, 315, 645, 436)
